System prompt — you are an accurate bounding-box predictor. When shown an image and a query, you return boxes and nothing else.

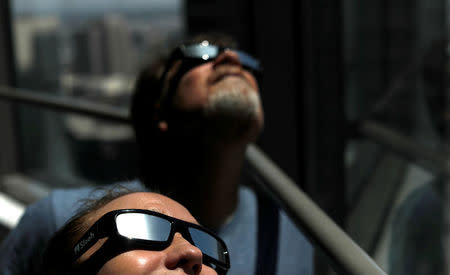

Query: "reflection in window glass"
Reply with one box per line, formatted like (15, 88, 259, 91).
(10, 0, 185, 186)
(343, 0, 447, 274)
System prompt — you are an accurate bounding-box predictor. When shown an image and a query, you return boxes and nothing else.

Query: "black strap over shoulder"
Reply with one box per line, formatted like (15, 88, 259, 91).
(243, 162, 280, 275)
(256, 192, 280, 275)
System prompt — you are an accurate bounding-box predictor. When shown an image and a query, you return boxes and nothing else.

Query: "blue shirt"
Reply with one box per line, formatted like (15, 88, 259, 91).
(0, 182, 313, 275)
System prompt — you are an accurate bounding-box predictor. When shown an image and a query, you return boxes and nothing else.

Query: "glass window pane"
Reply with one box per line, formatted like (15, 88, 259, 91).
(343, 0, 448, 274)
(10, 0, 186, 187)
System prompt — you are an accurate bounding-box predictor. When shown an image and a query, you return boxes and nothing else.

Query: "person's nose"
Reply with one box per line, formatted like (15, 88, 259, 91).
(164, 233, 204, 274)
(212, 49, 241, 69)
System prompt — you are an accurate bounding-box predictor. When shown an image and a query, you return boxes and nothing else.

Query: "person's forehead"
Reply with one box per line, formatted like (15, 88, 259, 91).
(93, 192, 198, 225)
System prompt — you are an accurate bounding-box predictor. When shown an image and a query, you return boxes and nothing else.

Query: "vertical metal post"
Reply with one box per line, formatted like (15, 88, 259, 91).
(297, 1, 346, 274)
(298, 0, 346, 227)
(0, 0, 18, 175)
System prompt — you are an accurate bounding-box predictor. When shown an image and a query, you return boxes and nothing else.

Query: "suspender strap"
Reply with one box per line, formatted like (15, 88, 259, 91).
(256, 193, 280, 275)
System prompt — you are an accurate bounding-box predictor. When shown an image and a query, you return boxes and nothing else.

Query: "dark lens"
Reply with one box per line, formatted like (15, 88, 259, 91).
(188, 227, 226, 263)
(116, 213, 171, 241)
(236, 50, 261, 72)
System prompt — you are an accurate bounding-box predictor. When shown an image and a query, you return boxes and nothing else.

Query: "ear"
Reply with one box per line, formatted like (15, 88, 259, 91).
(153, 103, 168, 133)
(157, 121, 168, 132)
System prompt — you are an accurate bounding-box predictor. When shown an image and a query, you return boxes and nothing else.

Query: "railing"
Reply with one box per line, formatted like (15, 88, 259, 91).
(357, 120, 450, 175)
(0, 85, 387, 275)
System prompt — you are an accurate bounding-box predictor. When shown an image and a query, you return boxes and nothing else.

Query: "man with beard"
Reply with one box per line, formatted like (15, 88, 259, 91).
(0, 34, 312, 275)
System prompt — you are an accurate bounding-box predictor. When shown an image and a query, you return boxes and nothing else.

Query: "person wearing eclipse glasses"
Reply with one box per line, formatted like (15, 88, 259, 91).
(43, 188, 229, 275)
(0, 33, 313, 275)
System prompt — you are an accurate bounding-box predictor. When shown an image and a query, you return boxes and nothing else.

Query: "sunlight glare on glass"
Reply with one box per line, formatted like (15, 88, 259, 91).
(116, 213, 171, 241)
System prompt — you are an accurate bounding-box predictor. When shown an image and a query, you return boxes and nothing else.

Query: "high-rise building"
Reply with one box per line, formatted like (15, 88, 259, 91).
(13, 16, 61, 75)
(72, 14, 135, 76)
(31, 30, 61, 88)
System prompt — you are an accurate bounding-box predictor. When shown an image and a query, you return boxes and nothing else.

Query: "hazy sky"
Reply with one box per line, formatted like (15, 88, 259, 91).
(13, 0, 183, 14)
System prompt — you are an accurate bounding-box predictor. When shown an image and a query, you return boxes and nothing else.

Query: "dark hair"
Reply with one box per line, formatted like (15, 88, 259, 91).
(42, 185, 139, 275)
(129, 32, 238, 188)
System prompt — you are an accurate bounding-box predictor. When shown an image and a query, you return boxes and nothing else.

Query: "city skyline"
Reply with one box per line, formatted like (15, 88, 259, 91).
(12, 0, 183, 15)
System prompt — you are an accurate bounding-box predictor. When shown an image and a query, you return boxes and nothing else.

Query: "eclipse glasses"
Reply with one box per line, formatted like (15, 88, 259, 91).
(165, 40, 262, 76)
(158, 41, 262, 108)
(72, 209, 230, 274)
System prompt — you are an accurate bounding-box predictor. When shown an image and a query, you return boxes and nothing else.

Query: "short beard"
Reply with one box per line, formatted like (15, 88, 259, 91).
(203, 84, 262, 139)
